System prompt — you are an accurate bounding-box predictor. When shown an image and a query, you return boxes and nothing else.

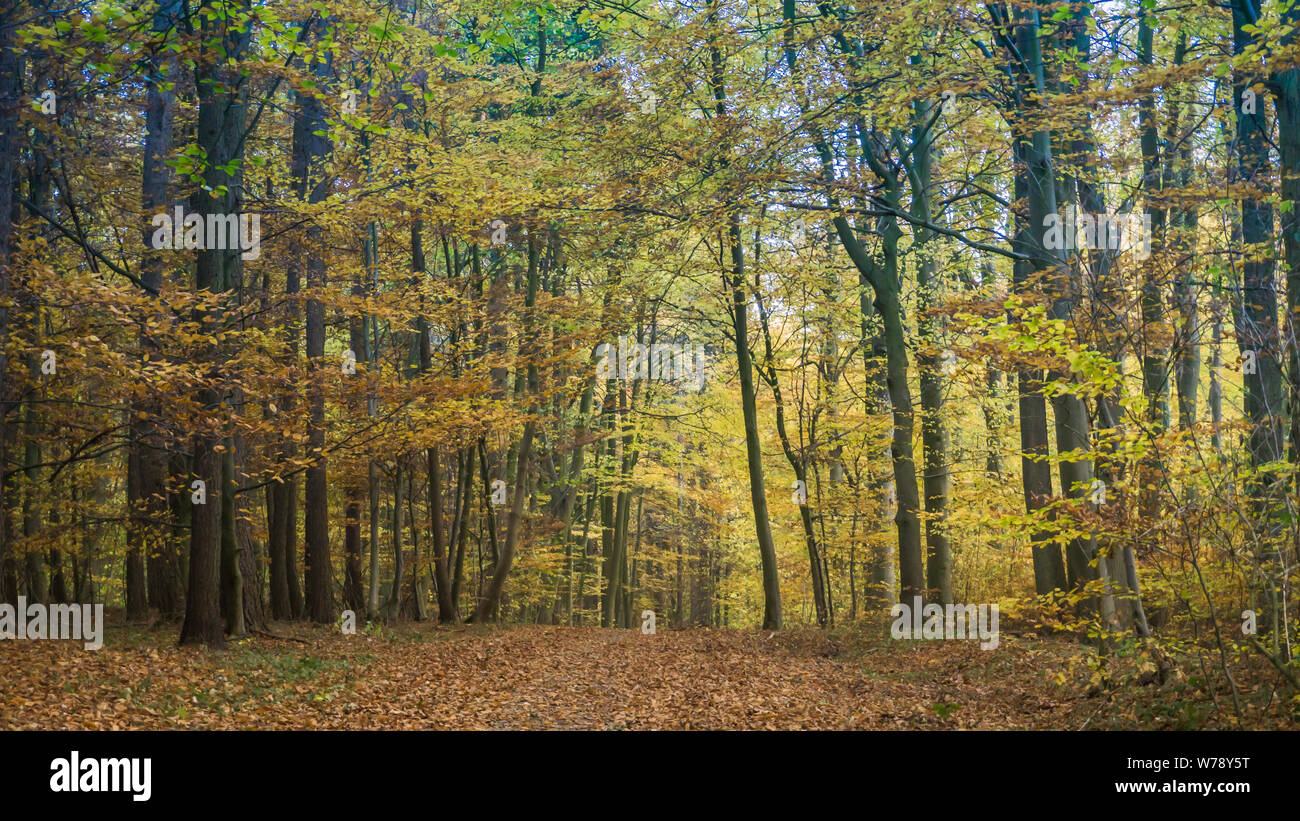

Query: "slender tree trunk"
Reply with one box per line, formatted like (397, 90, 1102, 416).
(474, 424, 534, 622)
(699, 3, 782, 628)
(417, 229, 456, 622)
(220, 443, 245, 636)
(387, 460, 403, 621)
(22, 358, 46, 604)
(367, 459, 381, 618)
(343, 481, 366, 618)
(1137, 8, 1169, 522)
(912, 94, 952, 605)
(405, 463, 426, 620)
(755, 287, 827, 625)
(727, 218, 784, 629)
(298, 44, 334, 624)
(474, 224, 543, 622)
(1171, 31, 1200, 435)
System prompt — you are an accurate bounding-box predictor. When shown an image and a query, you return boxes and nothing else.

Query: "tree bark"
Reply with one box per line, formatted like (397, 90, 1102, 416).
(912, 94, 952, 605)
(180, 0, 252, 647)
(295, 36, 334, 624)
(711, 8, 783, 627)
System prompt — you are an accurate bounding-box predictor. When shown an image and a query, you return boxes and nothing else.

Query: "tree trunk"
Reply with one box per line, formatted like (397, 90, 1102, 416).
(912, 94, 952, 605)
(416, 229, 456, 622)
(299, 53, 334, 623)
(1000, 8, 1068, 598)
(755, 285, 828, 626)
(1233, 0, 1287, 627)
(709, 13, 783, 627)
(1137, 7, 1169, 522)
(386, 460, 403, 621)
(220, 444, 245, 636)
(474, 423, 534, 622)
(180, 0, 252, 647)
(131, 0, 182, 624)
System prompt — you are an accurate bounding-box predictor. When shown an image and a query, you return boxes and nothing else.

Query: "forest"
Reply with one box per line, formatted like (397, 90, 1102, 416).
(0, 0, 1299, 732)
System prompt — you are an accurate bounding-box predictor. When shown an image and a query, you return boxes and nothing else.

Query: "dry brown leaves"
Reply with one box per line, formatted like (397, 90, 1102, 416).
(0, 624, 1088, 730)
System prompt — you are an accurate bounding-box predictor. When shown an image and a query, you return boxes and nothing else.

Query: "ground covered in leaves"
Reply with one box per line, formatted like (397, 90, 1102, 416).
(1, 620, 1292, 729)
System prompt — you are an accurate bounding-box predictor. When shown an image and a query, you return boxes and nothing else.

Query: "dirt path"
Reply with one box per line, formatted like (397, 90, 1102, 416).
(0, 624, 1086, 730)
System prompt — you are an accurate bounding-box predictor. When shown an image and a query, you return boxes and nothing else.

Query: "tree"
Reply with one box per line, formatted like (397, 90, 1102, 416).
(180, 0, 254, 648)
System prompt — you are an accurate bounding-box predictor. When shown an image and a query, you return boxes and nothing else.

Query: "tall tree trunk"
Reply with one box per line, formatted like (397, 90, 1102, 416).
(21, 59, 53, 608)
(912, 93, 952, 605)
(1170, 30, 1200, 435)
(711, 10, 782, 627)
(342, 309, 367, 618)
(998, 5, 1075, 598)
(295, 35, 334, 625)
(832, 212, 926, 604)
(0, 0, 21, 608)
(1269, 1, 1300, 569)
(180, 0, 252, 647)
(131, 0, 183, 623)
(22, 357, 46, 604)
(1066, 0, 1144, 633)
(860, 288, 896, 608)
(1233, 0, 1287, 627)
(728, 218, 784, 629)
(1137, 7, 1169, 522)
(779, 1, 921, 605)
(1019, 48, 1100, 613)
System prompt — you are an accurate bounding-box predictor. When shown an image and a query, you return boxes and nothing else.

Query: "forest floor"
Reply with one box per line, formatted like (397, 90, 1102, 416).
(0, 618, 1290, 729)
